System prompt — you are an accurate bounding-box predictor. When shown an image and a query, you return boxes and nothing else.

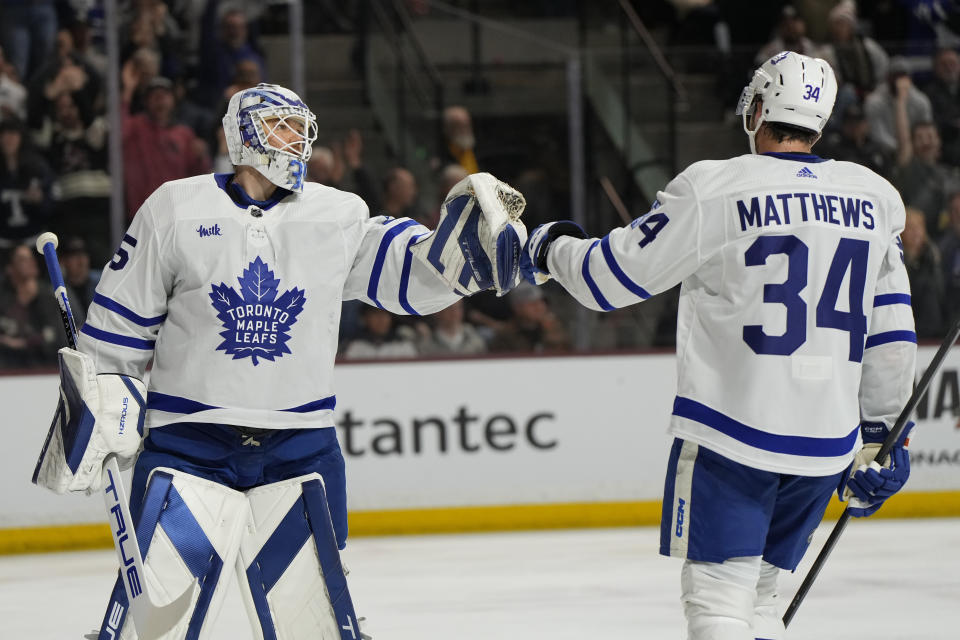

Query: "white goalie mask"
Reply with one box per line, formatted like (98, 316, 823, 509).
(222, 83, 319, 192)
(736, 51, 838, 154)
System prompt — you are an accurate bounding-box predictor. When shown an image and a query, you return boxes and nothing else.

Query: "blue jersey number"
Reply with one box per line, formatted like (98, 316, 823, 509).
(743, 235, 869, 362)
(109, 233, 138, 271)
(632, 212, 669, 248)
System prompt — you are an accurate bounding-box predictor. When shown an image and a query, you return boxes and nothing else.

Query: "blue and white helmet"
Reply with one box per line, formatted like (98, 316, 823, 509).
(736, 51, 838, 154)
(222, 83, 318, 192)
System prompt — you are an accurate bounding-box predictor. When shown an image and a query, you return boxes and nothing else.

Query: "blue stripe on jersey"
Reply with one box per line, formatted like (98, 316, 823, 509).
(600, 234, 651, 299)
(398, 233, 428, 316)
(81, 324, 155, 350)
(281, 396, 337, 413)
(146, 392, 336, 415)
(672, 396, 860, 457)
(93, 293, 166, 327)
(873, 293, 912, 307)
(147, 392, 219, 414)
(582, 240, 615, 311)
(865, 330, 917, 349)
(368, 219, 419, 309)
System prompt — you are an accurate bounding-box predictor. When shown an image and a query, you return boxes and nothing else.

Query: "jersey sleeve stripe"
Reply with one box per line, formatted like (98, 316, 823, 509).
(673, 396, 860, 456)
(80, 323, 156, 350)
(865, 330, 918, 349)
(582, 240, 615, 311)
(398, 233, 429, 316)
(367, 219, 419, 309)
(873, 293, 911, 307)
(93, 293, 167, 326)
(600, 234, 651, 299)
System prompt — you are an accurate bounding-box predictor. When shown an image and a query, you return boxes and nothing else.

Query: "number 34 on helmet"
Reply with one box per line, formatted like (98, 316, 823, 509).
(736, 51, 838, 154)
(222, 83, 319, 192)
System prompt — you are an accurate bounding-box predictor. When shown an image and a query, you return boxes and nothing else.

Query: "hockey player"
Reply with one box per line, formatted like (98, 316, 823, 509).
(521, 53, 917, 639)
(33, 83, 526, 639)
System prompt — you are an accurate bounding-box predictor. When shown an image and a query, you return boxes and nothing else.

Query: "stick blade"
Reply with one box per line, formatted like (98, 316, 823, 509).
(130, 579, 199, 640)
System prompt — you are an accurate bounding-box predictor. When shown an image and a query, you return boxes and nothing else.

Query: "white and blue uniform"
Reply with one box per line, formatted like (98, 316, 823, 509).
(87, 174, 458, 640)
(80, 172, 457, 431)
(544, 152, 917, 568)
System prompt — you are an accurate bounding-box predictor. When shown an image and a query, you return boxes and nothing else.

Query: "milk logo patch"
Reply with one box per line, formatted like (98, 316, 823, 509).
(209, 257, 306, 365)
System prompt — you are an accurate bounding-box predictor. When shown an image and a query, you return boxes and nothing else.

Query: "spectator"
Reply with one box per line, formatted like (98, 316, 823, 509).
(307, 145, 340, 186)
(0, 0, 58, 82)
(342, 305, 418, 360)
(122, 75, 210, 218)
(865, 57, 934, 156)
(0, 45, 27, 123)
(488, 282, 571, 354)
(0, 243, 62, 368)
(26, 28, 102, 131)
(198, 7, 265, 105)
(902, 206, 945, 339)
(334, 129, 380, 211)
(0, 118, 55, 246)
(820, 0, 888, 98)
(122, 47, 161, 115)
(923, 47, 960, 166)
(441, 105, 479, 174)
(892, 120, 960, 237)
(34, 91, 111, 261)
(380, 167, 422, 220)
(58, 235, 99, 327)
(121, 0, 184, 80)
(417, 300, 487, 356)
(817, 103, 891, 176)
(939, 191, 960, 324)
(754, 6, 820, 67)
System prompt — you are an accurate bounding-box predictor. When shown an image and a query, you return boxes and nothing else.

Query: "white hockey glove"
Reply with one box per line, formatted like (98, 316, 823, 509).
(411, 172, 527, 296)
(838, 421, 913, 518)
(32, 348, 146, 495)
(520, 221, 588, 284)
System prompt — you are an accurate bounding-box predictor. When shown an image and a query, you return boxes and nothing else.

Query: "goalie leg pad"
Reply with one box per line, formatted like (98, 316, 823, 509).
(239, 473, 360, 640)
(752, 561, 784, 640)
(97, 468, 249, 640)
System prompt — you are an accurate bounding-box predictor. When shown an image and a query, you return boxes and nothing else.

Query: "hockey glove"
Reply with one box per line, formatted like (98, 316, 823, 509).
(412, 172, 527, 296)
(520, 221, 588, 284)
(32, 348, 146, 495)
(839, 421, 913, 518)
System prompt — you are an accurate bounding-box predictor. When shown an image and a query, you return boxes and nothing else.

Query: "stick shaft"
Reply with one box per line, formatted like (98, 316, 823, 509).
(783, 317, 960, 626)
(38, 239, 78, 347)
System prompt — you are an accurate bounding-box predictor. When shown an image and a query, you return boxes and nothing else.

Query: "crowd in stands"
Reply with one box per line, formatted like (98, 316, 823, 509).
(1, 0, 959, 369)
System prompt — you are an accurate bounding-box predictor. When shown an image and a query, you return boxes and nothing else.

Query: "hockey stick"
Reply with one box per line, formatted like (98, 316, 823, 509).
(35, 232, 197, 640)
(783, 316, 960, 627)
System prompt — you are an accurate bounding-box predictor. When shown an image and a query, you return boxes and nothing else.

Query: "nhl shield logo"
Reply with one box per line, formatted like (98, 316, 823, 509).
(209, 257, 306, 365)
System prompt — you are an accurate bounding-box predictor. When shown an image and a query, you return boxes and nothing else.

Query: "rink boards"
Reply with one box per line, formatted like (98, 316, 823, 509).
(2, 347, 959, 553)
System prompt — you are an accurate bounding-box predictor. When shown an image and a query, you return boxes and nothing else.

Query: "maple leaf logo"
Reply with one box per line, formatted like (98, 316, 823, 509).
(209, 257, 306, 365)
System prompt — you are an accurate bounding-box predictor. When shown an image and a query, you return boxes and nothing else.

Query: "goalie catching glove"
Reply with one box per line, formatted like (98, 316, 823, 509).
(32, 348, 146, 495)
(838, 421, 913, 518)
(411, 172, 527, 296)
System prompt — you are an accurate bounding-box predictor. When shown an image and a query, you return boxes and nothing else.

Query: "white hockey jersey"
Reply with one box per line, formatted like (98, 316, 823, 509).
(78, 174, 459, 431)
(547, 153, 917, 476)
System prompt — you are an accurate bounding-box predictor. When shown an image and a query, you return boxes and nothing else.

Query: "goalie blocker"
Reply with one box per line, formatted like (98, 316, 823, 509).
(411, 172, 527, 296)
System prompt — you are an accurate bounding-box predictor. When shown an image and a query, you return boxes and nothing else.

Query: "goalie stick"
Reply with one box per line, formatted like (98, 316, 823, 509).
(783, 315, 960, 627)
(35, 232, 197, 640)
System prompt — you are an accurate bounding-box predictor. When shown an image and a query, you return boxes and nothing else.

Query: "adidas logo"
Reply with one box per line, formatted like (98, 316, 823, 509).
(796, 167, 817, 179)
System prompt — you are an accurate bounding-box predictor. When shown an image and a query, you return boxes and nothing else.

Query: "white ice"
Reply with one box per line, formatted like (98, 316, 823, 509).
(2, 519, 958, 639)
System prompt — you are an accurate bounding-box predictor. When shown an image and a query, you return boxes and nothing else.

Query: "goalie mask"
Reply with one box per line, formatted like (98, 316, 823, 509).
(736, 51, 837, 154)
(222, 83, 318, 192)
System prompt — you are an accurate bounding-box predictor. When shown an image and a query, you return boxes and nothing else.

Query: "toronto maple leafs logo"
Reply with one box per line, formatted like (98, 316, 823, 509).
(209, 257, 306, 365)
